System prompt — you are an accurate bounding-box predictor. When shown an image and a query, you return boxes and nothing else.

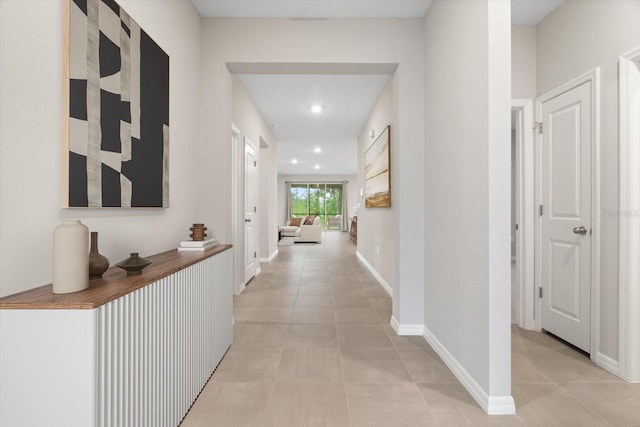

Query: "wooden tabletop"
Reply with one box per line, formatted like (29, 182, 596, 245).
(0, 245, 232, 310)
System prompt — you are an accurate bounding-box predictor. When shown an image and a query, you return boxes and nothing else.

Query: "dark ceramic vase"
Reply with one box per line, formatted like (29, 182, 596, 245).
(88, 232, 110, 279)
(116, 252, 152, 276)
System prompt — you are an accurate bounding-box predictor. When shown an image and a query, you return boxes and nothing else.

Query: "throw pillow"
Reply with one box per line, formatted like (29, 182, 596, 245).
(290, 217, 302, 227)
(304, 216, 315, 225)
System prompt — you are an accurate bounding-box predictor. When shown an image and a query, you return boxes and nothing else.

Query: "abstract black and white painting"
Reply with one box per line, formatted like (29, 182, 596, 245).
(66, 0, 169, 207)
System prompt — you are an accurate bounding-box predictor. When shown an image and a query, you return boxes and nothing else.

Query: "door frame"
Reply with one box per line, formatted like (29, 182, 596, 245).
(512, 100, 535, 330)
(243, 136, 259, 283)
(231, 124, 245, 295)
(534, 68, 601, 363)
(619, 46, 640, 382)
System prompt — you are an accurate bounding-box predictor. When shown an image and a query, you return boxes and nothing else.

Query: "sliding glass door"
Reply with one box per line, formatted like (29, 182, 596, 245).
(324, 184, 342, 229)
(291, 184, 310, 218)
(289, 183, 343, 229)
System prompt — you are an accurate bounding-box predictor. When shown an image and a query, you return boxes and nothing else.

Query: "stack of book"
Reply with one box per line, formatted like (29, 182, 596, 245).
(178, 238, 218, 252)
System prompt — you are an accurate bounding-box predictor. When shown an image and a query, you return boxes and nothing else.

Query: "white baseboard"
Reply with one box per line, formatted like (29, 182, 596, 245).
(355, 251, 393, 297)
(486, 396, 517, 415)
(595, 352, 619, 376)
(259, 249, 278, 263)
(235, 281, 246, 296)
(423, 327, 516, 415)
(390, 316, 425, 336)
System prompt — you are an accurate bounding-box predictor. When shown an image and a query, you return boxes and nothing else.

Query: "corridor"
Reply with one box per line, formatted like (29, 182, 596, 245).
(182, 232, 637, 426)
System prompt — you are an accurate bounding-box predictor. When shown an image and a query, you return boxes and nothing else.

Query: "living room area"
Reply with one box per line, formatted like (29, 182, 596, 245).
(277, 178, 359, 244)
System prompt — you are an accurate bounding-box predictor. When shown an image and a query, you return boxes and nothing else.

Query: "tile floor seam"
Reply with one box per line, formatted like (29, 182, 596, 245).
(554, 382, 618, 427)
(414, 382, 444, 427)
(335, 303, 355, 427)
(516, 380, 615, 427)
(259, 382, 277, 427)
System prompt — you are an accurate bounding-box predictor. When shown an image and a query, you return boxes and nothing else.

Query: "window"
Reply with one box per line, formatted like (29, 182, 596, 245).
(290, 183, 343, 229)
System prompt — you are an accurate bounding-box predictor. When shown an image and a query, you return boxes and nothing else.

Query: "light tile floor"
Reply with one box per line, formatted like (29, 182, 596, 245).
(181, 232, 640, 427)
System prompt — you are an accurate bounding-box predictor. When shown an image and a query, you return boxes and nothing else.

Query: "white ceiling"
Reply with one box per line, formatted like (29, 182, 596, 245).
(195, 0, 564, 175)
(239, 74, 391, 175)
(511, 0, 564, 25)
(192, 0, 564, 23)
(192, 0, 433, 19)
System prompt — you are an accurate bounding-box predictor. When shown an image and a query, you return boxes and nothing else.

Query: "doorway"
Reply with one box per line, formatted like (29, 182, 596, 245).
(511, 100, 534, 330)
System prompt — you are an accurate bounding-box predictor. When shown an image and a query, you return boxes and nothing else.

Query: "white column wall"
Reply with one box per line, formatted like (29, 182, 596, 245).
(423, 0, 513, 413)
(261, 140, 279, 260)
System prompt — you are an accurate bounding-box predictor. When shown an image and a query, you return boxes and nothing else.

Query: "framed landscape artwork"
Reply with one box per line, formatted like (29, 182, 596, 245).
(64, 0, 169, 208)
(364, 125, 391, 208)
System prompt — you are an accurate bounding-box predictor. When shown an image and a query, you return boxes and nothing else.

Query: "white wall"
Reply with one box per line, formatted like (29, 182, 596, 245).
(278, 175, 357, 228)
(511, 25, 537, 99)
(357, 80, 394, 290)
(0, 0, 202, 297)
(261, 140, 279, 260)
(536, 0, 640, 362)
(424, 0, 513, 412)
(200, 17, 425, 327)
(231, 75, 278, 262)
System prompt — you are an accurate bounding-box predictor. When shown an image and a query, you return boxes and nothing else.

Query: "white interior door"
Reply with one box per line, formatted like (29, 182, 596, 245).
(539, 81, 592, 352)
(244, 140, 257, 283)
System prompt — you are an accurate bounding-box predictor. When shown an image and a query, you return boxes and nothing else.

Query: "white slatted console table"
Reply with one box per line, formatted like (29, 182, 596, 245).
(0, 245, 233, 427)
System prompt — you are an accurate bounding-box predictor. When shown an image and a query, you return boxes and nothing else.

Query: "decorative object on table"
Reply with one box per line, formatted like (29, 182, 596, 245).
(178, 237, 218, 252)
(64, 0, 170, 208)
(349, 216, 358, 245)
(53, 219, 89, 294)
(189, 223, 207, 241)
(88, 231, 110, 279)
(116, 253, 152, 276)
(364, 125, 391, 207)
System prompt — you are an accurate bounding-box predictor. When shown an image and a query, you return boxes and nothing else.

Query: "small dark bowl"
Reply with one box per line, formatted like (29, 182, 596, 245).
(116, 252, 152, 276)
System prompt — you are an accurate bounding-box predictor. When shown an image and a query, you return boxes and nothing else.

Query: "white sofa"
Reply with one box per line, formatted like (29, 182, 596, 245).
(280, 216, 322, 243)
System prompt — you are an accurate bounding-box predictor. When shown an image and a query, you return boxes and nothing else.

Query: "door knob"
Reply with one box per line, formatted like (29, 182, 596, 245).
(245, 219, 251, 223)
(572, 226, 587, 235)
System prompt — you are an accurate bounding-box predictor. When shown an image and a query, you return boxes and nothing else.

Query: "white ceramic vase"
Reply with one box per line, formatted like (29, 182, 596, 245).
(53, 219, 89, 294)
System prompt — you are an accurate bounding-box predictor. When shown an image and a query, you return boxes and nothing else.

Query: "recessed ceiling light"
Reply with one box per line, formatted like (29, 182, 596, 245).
(314, 147, 321, 153)
(311, 104, 323, 114)
(314, 164, 320, 170)
(292, 158, 298, 164)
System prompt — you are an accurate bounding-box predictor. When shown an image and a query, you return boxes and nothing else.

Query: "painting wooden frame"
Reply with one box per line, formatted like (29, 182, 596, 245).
(364, 125, 391, 208)
(63, 0, 169, 208)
